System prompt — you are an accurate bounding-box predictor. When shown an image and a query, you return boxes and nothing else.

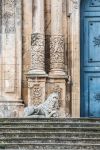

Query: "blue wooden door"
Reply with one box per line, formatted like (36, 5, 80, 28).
(81, 0, 100, 117)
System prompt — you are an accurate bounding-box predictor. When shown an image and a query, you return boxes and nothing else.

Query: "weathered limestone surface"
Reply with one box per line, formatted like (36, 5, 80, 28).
(0, 0, 79, 117)
(0, 0, 23, 116)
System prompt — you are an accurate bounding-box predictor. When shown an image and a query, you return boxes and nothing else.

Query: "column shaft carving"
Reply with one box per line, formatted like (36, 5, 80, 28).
(50, 35, 64, 71)
(29, 33, 45, 75)
(28, 0, 46, 76)
(49, 0, 66, 77)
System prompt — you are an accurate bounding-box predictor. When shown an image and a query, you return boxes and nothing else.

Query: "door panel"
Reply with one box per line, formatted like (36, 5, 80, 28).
(81, 0, 100, 117)
(84, 16, 100, 66)
(84, 73, 100, 117)
(84, 0, 100, 11)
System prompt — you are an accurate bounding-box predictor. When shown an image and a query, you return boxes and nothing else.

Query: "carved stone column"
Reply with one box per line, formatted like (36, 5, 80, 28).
(27, 0, 47, 106)
(49, 0, 66, 77)
(47, 0, 67, 117)
(28, 0, 46, 75)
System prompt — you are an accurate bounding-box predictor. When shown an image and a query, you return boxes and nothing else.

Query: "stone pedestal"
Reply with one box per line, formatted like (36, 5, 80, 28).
(27, 75, 47, 106)
(47, 78, 67, 117)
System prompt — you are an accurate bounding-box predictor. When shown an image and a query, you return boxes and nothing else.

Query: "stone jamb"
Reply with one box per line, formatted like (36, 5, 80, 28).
(68, 0, 80, 117)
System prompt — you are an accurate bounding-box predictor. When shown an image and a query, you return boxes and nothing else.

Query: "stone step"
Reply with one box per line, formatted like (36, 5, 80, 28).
(0, 118, 99, 149)
(0, 143, 100, 149)
(0, 137, 100, 144)
(1, 131, 100, 138)
(0, 127, 100, 133)
(0, 118, 100, 123)
(0, 131, 100, 138)
(0, 122, 100, 127)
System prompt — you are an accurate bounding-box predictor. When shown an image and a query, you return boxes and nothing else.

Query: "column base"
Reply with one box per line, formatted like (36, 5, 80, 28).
(0, 98, 24, 117)
(28, 69, 48, 77)
(49, 69, 67, 79)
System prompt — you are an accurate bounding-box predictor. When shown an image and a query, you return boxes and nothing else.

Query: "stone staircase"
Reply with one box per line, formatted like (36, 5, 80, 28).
(0, 118, 100, 149)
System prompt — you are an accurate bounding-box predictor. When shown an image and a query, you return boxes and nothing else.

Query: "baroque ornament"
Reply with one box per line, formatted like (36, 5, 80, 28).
(30, 33, 45, 70)
(50, 35, 64, 70)
(32, 84, 42, 101)
(93, 35, 100, 47)
(28, 82, 42, 105)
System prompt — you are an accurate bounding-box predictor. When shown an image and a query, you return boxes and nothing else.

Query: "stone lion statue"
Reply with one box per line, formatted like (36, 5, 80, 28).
(24, 92, 59, 118)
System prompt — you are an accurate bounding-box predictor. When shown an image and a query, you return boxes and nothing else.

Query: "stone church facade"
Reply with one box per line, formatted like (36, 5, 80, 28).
(0, 0, 99, 118)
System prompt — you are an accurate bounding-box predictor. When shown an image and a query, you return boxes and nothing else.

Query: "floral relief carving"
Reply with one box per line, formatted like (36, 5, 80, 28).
(50, 35, 64, 70)
(28, 81, 42, 105)
(30, 33, 45, 70)
(32, 84, 42, 100)
(31, 84, 42, 105)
